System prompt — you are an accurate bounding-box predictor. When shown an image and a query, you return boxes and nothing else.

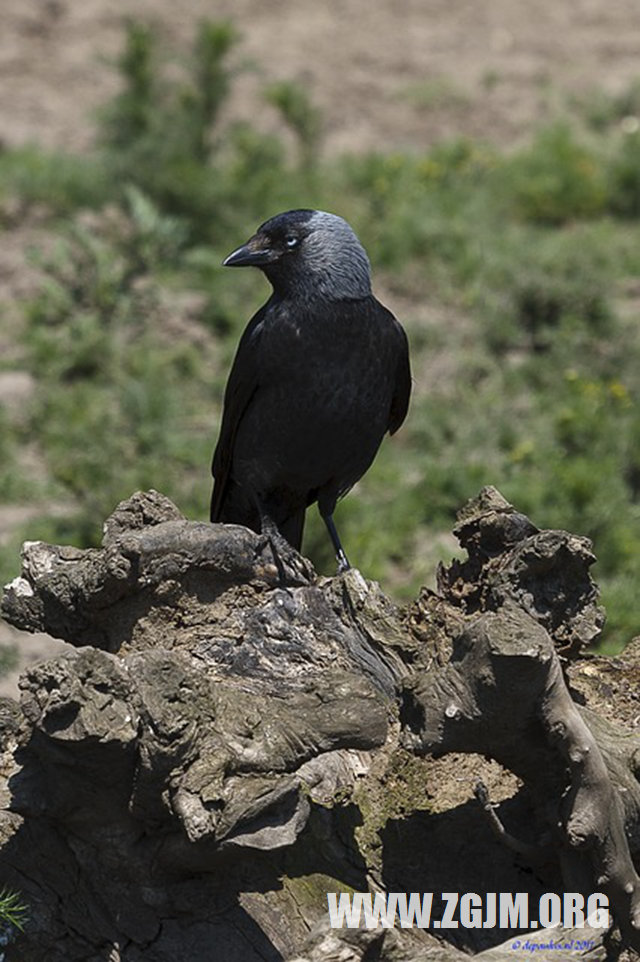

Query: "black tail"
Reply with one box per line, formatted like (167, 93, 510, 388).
(278, 509, 306, 552)
(211, 480, 306, 552)
(210, 479, 260, 533)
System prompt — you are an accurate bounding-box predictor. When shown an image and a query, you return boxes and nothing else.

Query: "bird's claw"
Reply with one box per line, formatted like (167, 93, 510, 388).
(259, 525, 315, 586)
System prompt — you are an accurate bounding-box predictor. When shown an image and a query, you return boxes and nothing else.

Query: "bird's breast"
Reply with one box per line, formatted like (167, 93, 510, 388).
(232, 302, 397, 494)
(259, 306, 389, 387)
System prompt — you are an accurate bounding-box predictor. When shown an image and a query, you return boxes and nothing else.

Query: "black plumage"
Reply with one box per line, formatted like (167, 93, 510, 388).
(210, 209, 411, 571)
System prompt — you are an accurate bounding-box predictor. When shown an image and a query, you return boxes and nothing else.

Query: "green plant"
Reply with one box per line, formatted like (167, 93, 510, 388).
(97, 19, 240, 238)
(0, 409, 28, 502)
(577, 77, 640, 132)
(476, 225, 613, 353)
(608, 131, 640, 217)
(504, 124, 607, 224)
(100, 21, 156, 150)
(0, 886, 28, 932)
(265, 80, 323, 170)
(23, 206, 212, 537)
(189, 20, 239, 160)
(0, 145, 109, 214)
(0, 645, 18, 679)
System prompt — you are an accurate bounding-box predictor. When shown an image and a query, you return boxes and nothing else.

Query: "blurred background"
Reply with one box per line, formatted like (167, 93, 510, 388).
(1, 0, 640, 691)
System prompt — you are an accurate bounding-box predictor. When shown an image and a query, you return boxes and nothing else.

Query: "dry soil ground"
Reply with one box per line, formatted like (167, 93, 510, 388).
(1, 0, 640, 694)
(2, 0, 640, 154)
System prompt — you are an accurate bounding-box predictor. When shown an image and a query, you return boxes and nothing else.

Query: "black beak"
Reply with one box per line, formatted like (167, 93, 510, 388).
(222, 236, 277, 268)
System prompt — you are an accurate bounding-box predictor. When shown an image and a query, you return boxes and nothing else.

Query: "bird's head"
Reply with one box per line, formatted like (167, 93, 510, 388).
(222, 209, 372, 301)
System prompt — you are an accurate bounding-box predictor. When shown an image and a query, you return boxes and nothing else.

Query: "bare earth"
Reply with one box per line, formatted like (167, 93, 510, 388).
(1, 0, 639, 693)
(1, 0, 640, 155)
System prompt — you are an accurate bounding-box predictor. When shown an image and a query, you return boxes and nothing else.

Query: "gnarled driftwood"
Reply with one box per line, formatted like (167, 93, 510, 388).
(0, 487, 638, 961)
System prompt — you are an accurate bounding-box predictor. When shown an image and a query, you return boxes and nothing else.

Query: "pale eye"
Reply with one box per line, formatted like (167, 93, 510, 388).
(285, 235, 299, 249)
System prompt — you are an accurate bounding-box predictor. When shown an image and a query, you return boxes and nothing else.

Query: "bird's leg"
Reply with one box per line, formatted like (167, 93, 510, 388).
(323, 514, 351, 573)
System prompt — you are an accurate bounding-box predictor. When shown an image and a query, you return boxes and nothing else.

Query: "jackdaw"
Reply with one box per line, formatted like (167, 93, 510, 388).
(210, 208, 411, 571)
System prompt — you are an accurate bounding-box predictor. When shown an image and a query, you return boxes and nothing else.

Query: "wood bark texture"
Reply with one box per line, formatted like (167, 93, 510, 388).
(0, 487, 638, 961)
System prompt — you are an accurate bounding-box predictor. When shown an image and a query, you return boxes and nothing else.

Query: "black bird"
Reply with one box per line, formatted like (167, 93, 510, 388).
(210, 209, 411, 571)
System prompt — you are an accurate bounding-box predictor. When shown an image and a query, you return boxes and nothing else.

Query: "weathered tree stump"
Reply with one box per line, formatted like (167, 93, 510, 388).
(0, 487, 638, 961)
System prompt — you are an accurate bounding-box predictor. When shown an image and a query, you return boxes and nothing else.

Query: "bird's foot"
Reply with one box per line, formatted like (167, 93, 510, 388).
(259, 517, 315, 586)
(335, 549, 351, 574)
(268, 536, 316, 586)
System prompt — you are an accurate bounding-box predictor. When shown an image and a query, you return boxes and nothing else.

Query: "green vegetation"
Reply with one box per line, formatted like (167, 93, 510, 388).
(1, 21, 640, 651)
(0, 644, 18, 678)
(0, 886, 28, 933)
